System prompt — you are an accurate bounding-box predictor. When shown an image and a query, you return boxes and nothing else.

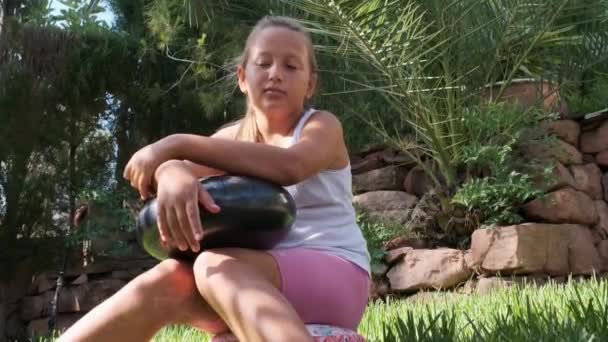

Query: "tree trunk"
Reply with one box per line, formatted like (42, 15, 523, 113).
(114, 101, 133, 186)
(68, 109, 77, 234)
(49, 109, 78, 331)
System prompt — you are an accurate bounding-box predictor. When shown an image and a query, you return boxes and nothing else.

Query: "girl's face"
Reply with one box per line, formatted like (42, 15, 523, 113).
(238, 27, 316, 119)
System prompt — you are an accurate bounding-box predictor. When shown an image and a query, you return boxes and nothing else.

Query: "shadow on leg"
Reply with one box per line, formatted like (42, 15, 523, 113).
(58, 259, 227, 342)
(193, 248, 314, 342)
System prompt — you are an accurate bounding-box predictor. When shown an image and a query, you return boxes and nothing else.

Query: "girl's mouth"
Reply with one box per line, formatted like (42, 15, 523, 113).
(264, 88, 286, 95)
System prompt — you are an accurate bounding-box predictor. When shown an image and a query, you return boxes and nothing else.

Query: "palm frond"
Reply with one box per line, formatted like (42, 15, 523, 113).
(283, 0, 608, 192)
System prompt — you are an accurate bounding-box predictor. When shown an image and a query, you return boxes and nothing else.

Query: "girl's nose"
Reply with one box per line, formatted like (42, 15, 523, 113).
(268, 64, 283, 81)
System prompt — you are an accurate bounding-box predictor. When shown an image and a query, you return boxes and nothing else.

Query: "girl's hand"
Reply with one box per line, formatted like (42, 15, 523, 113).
(123, 142, 171, 200)
(155, 161, 220, 252)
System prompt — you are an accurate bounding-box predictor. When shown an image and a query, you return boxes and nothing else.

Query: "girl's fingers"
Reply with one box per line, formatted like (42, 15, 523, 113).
(186, 200, 203, 241)
(157, 204, 170, 243)
(167, 207, 187, 251)
(199, 187, 220, 214)
(129, 170, 137, 188)
(138, 172, 150, 200)
(132, 172, 142, 192)
(123, 162, 131, 180)
(176, 205, 199, 252)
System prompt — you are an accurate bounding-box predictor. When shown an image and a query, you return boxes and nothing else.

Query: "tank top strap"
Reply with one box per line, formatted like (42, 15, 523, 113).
(291, 108, 317, 143)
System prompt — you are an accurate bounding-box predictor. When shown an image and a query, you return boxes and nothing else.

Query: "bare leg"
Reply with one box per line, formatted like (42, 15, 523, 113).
(193, 248, 314, 342)
(58, 259, 226, 342)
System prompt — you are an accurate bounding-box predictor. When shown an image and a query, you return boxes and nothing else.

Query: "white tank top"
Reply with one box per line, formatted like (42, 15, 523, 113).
(273, 108, 371, 275)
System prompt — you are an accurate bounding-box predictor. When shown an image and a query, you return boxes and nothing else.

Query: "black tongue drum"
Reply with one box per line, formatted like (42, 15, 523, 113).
(136, 175, 296, 262)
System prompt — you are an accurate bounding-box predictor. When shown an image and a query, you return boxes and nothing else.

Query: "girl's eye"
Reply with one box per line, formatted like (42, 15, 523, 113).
(287, 64, 297, 70)
(257, 62, 271, 68)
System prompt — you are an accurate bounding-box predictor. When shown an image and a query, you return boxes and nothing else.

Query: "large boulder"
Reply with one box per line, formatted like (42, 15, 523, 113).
(386, 249, 471, 292)
(540, 119, 581, 147)
(352, 191, 417, 225)
(352, 191, 417, 211)
(595, 150, 608, 168)
(523, 188, 598, 225)
(593, 201, 608, 240)
(598, 240, 608, 271)
(604, 173, 608, 201)
(533, 161, 575, 192)
(570, 163, 603, 200)
(351, 150, 386, 175)
(580, 120, 608, 153)
(469, 223, 601, 276)
(384, 247, 413, 265)
(366, 210, 413, 225)
(522, 139, 582, 165)
(384, 237, 429, 251)
(381, 149, 419, 167)
(352, 166, 409, 194)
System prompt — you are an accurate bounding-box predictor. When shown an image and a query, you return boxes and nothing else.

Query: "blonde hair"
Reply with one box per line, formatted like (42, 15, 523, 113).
(229, 16, 318, 142)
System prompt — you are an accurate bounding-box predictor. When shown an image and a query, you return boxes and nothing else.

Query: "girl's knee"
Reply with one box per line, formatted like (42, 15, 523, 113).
(131, 259, 196, 300)
(192, 249, 238, 292)
(194, 248, 228, 268)
(193, 249, 226, 279)
(156, 258, 194, 280)
(193, 248, 281, 293)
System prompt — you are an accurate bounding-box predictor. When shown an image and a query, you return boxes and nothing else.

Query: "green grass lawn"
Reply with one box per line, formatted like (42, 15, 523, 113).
(41, 276, 608, 341)
(359, 276, 608, 341)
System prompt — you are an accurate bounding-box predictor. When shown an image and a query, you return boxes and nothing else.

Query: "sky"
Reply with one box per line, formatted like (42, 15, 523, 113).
(49, 0, 116, 26)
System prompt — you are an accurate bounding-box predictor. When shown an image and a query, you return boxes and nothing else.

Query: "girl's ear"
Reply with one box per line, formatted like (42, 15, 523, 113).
(237, 65, 247, 95)
(306, 72, 318, 99)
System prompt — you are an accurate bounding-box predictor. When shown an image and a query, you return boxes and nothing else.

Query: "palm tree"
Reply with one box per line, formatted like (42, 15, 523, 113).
(281, 0, 608, 231)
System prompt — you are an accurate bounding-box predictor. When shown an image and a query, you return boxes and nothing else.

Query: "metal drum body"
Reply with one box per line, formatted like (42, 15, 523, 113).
(136, 175, 296, 262)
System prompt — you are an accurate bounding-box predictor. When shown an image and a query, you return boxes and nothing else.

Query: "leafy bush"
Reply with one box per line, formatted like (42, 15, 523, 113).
(452, 103, 553, 225)
(452, 168, 547, 225)
(357, 211, 410, 267)
(564, 75, 608, 117)
(65, 186, 136, 254)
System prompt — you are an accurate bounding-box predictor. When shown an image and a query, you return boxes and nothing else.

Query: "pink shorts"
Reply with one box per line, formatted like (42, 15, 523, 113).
(268, 248, 370, 330)
(202, 248, 370, 333)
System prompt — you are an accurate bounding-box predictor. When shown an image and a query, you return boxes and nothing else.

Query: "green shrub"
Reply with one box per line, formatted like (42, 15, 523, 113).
(452, 103, 552, 225)
(451, 168, 547, 225)
(564, 75, 608, 117)
(357, 211, 409, 267)
(65, 186, 136, 253)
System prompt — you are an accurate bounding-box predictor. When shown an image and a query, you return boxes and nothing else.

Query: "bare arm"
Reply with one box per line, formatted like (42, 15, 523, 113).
(161, 111, 343, 186)
(178, 124, 239, 178)
(152, 123, 239, 188)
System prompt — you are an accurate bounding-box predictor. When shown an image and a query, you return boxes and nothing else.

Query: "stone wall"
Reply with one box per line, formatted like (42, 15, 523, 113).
(354, 112, 608, 299)
(1, 233, 157, 341)
(1, 259, 38, 342)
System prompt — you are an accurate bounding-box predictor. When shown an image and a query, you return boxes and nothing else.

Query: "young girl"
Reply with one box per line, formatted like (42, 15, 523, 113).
(59, 16, 370, 342)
